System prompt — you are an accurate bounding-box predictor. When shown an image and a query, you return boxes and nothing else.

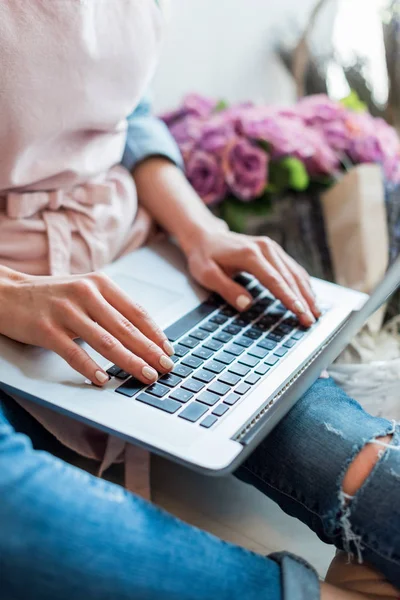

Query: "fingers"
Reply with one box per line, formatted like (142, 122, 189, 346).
(190, 259, 253, 311)
(50, 332, 111, 387)
(241, 244, 315, 326)
(92, 273, 174, 357)
(278, 250, 321, 319)
(259, 240, 317, 325)
(87, 297, 175, 375)
(64, 311, 164, 384)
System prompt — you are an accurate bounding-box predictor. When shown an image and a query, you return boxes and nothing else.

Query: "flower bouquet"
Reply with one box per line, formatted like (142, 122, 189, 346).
(162, 93, 400, 308)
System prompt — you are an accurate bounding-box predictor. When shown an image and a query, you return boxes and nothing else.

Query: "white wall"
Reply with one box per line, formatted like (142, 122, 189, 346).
(152, 0, 325, 112)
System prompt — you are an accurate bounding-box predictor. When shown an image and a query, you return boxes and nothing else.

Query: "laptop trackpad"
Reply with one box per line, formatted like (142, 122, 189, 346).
(111, 274, 183, 320)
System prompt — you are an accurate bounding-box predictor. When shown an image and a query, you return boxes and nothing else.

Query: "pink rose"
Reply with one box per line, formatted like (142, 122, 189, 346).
(186, 150, 227, 205)
(223, 137, 268, 201)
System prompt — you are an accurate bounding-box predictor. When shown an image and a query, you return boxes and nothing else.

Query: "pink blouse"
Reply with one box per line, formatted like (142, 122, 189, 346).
(0, 0, 164, 498)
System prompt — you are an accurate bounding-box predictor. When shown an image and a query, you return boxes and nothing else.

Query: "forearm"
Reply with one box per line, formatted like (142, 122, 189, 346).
(133, 157, 228, 254)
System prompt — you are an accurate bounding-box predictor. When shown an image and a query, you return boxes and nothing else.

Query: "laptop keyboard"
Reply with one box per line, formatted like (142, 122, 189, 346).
(109, 275, 321, 429)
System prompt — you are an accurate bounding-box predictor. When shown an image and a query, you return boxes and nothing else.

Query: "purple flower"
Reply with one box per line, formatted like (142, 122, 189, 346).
(161, 94, 217, 127)
(223, 137, 268, 201)
(168, 116, 203, 158)
(186, 150, 227, 205)
(297, 94, 347, 126)
(182, 93, 218, 119)
(198, 115, 236, 155)
(304, 129, 340, 176)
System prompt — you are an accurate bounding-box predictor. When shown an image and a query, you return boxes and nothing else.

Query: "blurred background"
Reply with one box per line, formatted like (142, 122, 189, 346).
(153, 0, 393, 118)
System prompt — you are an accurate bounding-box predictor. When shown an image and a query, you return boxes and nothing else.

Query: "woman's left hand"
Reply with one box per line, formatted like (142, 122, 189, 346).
(183, 227, 321, 328)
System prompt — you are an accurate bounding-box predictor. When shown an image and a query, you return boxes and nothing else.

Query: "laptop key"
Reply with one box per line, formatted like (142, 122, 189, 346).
(115, 370, 130, 380)
(210, 314, 229, 325)
(215, 352, 235, 366)
(274, 347, 288, 358)
(115, 378, 145, 398)
(169, 388, 193, 403)
(283, 339, 297, 349)
(193, 369, 216, 384)
(249, 284, 264, 298)
(180, 336, 200, 349)
(204, 360, 225, 374)
(244, 327, 263, 340)
(171, 355, 180, 363)
(165, 303, 215, 342)
(234, 317, 250, 328)
(218, 372, 241, 386)
(208, 381, 230, 396)
(179, 402, 209, 423)
(255, 364, 270, 376)
(265, 355, 279, 366)
(292, 330, 306, 340)
(193, 347, 214, 361)
(181, 379, 205, 394)
(198, 391, 220, 406)
(248, 346, 269, 359)
(236, 383, 251, 396)
(245, 373, 261, 385)
(223, 324, 242, 336)
(200, 415, 218, 429)
(225, 343, 245, 357)
(158, 373, 182, 388)
(190, 329, 209, 341)
(212, 404, 229, 417)
(107, 364, 122, 377)
(174, 345, 190, 358)
(257, 339, 277, 351)
(235, 336, 253, 349)
(182, 355, 203, 369)
(206, 293, 224, 307)
(203, 339, 223, 352)
(136, 393, 181, 414)
(220, 306, 238, 317)
(267, 332, 284, 342)
(228, 363, 251, 377)
(200, 321, 219, 333)
(147, 383, 170, 398)
(238, 354, 260, 368)
(173, 364, 193, 378)
(224, 393, 241, 406)
(213, 331, 233, 344)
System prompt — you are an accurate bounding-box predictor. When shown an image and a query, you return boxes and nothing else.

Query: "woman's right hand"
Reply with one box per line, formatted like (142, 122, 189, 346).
(0, 268, 175, 386)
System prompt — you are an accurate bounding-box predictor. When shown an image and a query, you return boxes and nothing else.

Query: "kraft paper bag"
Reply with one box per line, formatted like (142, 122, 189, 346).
(321, 164, 389, 331)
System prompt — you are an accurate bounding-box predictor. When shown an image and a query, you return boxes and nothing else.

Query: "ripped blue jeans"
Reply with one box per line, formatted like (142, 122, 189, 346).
(1, 378, 399, 600)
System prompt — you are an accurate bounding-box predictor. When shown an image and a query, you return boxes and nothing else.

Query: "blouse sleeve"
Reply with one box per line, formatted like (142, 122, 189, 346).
(121, 93, 183, 171)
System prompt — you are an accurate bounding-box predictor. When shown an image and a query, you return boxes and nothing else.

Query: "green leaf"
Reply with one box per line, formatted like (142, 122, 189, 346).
(214, 99, 229, 113)
(282, 157, 310, 191)
(219, 195, 272, 232)
(340, 90, 368, 113)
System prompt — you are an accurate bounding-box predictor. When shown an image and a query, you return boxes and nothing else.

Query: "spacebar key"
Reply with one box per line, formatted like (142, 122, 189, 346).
(165, 303, 216, 342)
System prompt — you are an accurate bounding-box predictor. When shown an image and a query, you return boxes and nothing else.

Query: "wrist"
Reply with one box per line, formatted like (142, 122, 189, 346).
(176, 215, 229, 255)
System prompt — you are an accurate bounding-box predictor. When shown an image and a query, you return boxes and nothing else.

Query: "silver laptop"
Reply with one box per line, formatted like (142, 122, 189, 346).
(0, 239, 398, 475)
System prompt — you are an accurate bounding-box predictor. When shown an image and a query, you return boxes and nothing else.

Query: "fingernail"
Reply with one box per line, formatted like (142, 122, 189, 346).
(237, 295, 252, 310)
(163, 340, 175, 356)
(95, 371, 109, 384)
(142, 366, 158, 381)
(160, 355, 174, 370)
(306, 312, 316, 324)
(293, 300, 306, 314)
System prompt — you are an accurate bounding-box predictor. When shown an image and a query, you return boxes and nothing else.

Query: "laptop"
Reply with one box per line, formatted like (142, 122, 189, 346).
(0, 238, 398, 475)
